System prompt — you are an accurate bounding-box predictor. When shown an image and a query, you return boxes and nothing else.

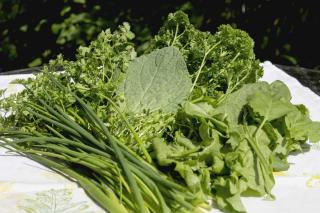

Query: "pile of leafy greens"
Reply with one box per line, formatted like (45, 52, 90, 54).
(1, 11, 320, 213)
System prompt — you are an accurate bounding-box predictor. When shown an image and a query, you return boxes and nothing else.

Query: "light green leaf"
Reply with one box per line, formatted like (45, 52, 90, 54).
(285, 107, 320, 143)
(184, 101, 214, 118)
(73, 0, 86, 4)
(152, 137, 174, 166)
(175, 162, 200, 192)
(213, 176, 246, 213)
(270, 80, 291, 102)
(214, 82, 269, 124)
(248, 90, 294, 121)
(28, 58, 42, 67)
(175, 131, 195, 149)
(122, 46, 192, 113)
(308, 122, 320, 142)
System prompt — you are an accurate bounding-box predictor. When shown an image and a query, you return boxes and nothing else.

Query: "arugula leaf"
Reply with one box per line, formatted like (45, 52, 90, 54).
(122, 46, 192, 113)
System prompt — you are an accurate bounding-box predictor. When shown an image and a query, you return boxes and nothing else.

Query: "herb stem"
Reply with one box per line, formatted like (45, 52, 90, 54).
(190, 41, 221, 93)
(102, 95, 152, 163)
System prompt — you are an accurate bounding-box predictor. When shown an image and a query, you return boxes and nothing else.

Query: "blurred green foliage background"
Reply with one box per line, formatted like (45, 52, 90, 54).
(0, 0, 319, 72)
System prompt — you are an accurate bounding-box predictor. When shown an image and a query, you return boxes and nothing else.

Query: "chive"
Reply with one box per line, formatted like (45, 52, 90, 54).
(29, 154, 129, 213)
(75, 95, 147, 213)
(26, 108, 81, 138)
(1, 74, 206, 213)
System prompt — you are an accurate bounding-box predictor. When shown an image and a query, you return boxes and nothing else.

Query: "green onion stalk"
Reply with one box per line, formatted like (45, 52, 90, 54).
(0, 77, 209, 213)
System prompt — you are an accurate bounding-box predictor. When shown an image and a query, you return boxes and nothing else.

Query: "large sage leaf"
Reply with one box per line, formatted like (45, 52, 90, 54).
(122, 46, 192, 113)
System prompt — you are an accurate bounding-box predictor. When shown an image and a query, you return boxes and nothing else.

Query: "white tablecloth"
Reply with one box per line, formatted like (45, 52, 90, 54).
(1, 62, 320, 213)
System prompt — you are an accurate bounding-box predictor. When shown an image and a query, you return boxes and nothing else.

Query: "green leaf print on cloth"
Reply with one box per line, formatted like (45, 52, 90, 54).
(17, 188, 94, 213)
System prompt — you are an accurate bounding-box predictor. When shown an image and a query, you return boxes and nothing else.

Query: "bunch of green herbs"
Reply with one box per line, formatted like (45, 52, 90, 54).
(1, 11, 320, 213)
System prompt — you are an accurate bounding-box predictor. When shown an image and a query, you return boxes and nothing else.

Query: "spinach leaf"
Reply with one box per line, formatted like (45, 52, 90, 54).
(248, 90, 294, 122)
(214, 82, 269, 124)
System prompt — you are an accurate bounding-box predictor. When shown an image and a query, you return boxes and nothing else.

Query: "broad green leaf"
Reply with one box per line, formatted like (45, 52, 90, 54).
(285, 107, 320, 143)
(226, 193, 246, 213)
(175, 162, 200, 192)
(184, 101, 214, 118)
(242, 125, 275, 196)
(200, 169, 211, 195)
(215, 81, 292, 124)
(225, 125, 274, 197)
(175, 131, 195, 149)
(122, 46, 192, 113)
(214, 82, 269, 124)
(152, 137, 174, 166)
(272, 155, 289, 172)
(248, 91, 294, 121)
(213, 176, 246, 213)
(308, 122, 320, 142)
(270, 80, 291, 102)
